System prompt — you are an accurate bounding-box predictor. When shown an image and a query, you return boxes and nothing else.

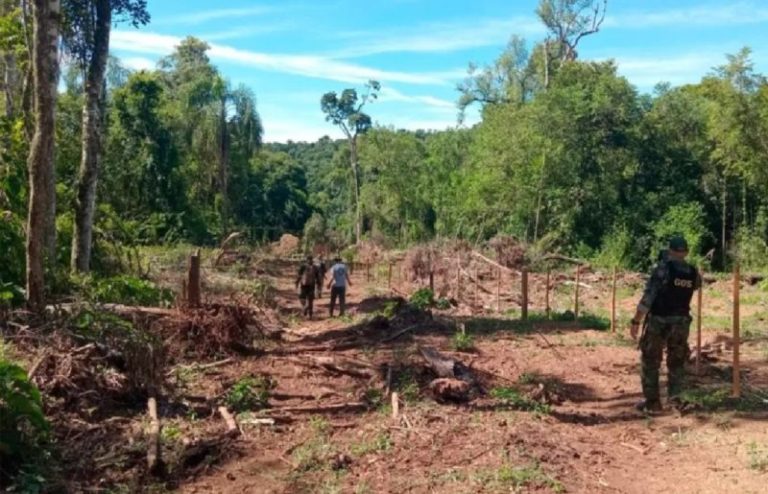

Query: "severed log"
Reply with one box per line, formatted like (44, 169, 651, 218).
(287, 355, 375, 379)
(429, 378, 470, 402)
(419, 346, 480, 392)
(391, 392, 399, 419)
(218, 406, 240, 437)
(48, 303, 179, 318)
(188, 250, 201, 308)
(147, 396, 163, 475)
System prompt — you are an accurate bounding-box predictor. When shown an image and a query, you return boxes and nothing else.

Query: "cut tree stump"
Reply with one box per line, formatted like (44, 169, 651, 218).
(218, 406, 240, 437)
(418, 346, 479, 395)
(147, 396, 163, 475)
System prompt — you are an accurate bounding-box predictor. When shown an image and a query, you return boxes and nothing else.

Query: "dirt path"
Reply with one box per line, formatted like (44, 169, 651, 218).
(175, 262, 768, 494)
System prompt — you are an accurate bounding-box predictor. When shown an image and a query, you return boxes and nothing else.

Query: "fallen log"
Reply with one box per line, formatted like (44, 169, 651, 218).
(218, 406, 240, 437)
(379, 324, 420, 343)
(147, 396, 163, 475)
(167, 357, 235, 377)
(287, 355, 375, 379)
(418, 346, 481, 394)
(429, 378, 470, 402)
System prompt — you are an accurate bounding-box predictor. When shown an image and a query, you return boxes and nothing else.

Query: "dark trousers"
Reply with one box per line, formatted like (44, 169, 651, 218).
(299, 284, 315, 317)
(330, 286, 346, 316)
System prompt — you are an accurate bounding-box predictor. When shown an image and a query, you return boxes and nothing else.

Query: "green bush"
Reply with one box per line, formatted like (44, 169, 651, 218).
(490, 386, 550, 414)
(652, 202, 709, 265)
(225, 376, 273, 413)
(594, 223, 634, 269)
(74, 275, 174, 307)
(451, 330, 475, 351)
(435, 297, 451, 310)
(409, 288, 434, 310)
(0, 360, 49, 485)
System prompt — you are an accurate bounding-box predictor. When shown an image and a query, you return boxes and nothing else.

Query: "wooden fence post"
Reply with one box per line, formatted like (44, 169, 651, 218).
(474, 268, 479, 306)
(366, 263, 371, 282)
(545, 269, 551, 318)
(732, 262, 741, 398)
(496, 267, 501, 313)
(696, 267, 704, 376)
(429, 270, 434, 293)
(610, 266, 617, 334)
(388, 263, 393, 289)
(574, 265, 581, 319)
(521, 268, 528, 321)
(187, 249, 201, 308)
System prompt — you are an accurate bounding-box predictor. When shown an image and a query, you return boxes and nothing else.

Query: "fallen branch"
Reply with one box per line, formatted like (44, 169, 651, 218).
(542, 254, 589, 266)
(27, 352, 49, 379)
(287, 355, 374, 379)
(218, 406, 241, 437)
(214, 232, 243, 267)
(275, 402, 367, 414)
(471, 251, 523, 276)
(166, 357, 235, 377)
(620, 442, 649, 454)
(147, 396, 163, 475)
(379, 324, 420, 343)
(562, 280, 593, 290)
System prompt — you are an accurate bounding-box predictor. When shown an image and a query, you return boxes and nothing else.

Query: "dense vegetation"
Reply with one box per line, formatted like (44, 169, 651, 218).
(2, 0, 768, 306)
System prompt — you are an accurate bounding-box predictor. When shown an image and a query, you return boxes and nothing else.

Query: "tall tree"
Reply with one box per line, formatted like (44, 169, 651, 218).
(26, 0, 59, 311)
(320, 80, 379, 243)
(64, 0, 149, 272)
(536, 0, 607, 63)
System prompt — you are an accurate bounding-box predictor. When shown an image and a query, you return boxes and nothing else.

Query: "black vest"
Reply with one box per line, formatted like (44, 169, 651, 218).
(650, 261, 697, 316)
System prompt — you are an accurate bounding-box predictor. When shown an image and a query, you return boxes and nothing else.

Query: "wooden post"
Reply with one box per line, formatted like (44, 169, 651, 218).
(521, 268, 528, 321)
(695, 267, 704, 376)
(388, 263, 393, 289)
(429, 270, 434, 293)
(456, 256, 461, 301)
(545, 269, 551, 318)
(366, 263, 370, 282)
(610, 266, 617, 334)
(187, 249, 201, 308)
(732, 262, 741, 398)
(474, 268, 479, 307)
(391, 392, 399, 420)
(147, 396, 162, 474)
(496, 267, 501, 313)
(574, 264, 581, 319)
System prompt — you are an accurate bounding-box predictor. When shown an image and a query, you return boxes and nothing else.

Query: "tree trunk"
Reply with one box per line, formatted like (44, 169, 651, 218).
(71, 0, 111, 273)
(26, 0, 60, 311)
(218, 95, 230, 233)
(349, 137, 361, 244)
(721, 178, 727, 269)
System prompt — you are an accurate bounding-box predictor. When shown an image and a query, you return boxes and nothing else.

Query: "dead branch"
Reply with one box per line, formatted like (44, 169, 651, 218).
(274, 402, 367, 414)
(379, 324, 420, 343)
(471, 251, 522, 275)
(166, 357, 235, 377)
(218, 406, 240, 437)
(287, 355, 374, 379)
(27, 351, 49, 379)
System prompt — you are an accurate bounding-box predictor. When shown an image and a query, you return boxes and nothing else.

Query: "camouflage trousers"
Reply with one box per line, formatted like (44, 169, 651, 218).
(640, 315, 692, 402)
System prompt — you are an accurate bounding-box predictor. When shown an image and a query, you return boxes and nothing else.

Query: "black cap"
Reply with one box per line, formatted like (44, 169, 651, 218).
(669, 236, 689, 252)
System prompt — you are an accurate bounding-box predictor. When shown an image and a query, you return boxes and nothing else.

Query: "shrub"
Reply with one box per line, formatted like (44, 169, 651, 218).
(0, 360, 49, 485)
(409, 288, 434, 310)
(451, 330, 475, 351)
(652, 202, 709, 265)
(225, 376, 273, 412)
(74, 275, 174, 307)
(435, 297, 451, 310)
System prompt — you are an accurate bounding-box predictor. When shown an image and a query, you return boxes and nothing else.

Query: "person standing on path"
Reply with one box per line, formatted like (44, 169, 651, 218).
(630, 236, 701, 412)
(315, 256, 327, 299)
(296, 255, 319, 319)
(328, 257, 352, 317)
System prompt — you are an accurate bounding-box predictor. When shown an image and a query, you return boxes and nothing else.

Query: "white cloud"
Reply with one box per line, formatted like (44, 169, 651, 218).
(607, 1, 768, 28)
(121, 56, 155, 71)
(377, 87, 456, 110)
(111, 30, 455, 86)
(158, 6, 276, 26)
(334, 17, 544, 58)
(606, 53, 717, 89)
(199, 23, 294, 42)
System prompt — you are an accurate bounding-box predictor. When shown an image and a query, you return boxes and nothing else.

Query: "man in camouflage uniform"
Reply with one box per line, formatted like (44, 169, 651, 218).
(630, 236, 701, 412)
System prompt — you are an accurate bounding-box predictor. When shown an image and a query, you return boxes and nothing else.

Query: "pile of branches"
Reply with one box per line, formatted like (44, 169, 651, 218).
(489, 235, 526, 269)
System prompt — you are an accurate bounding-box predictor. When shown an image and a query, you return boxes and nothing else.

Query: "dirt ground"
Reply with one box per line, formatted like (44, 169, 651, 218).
(7, 252, 768, 493)
(176, 258, 768, 494)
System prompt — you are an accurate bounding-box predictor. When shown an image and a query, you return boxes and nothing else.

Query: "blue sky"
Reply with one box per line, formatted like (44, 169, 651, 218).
(110, 0, 768, 142)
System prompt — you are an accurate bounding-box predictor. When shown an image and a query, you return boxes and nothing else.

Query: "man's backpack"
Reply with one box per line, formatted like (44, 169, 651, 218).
(301, 264, 317, 286)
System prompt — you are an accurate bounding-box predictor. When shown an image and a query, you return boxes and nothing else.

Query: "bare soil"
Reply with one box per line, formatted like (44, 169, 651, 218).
(8, 253, 768, 493)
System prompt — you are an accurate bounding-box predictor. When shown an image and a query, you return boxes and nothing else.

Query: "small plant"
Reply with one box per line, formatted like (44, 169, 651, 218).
(393, 368, 420, 403)
(161, 424, 182, 442)
(435, 297, 451, 310)
(350, 432, 392, 457)
(451, 330, 475, 351)
(225, 376, 273, 412)
(249, 279, 277, 307)
(748, 442, 768, 472)
(0, 360, 49, 485)
(382, 300, 399, 318)
(409, 288, 434, 310)
(362, 388, 384, 408)
(74, 275, 174, 307)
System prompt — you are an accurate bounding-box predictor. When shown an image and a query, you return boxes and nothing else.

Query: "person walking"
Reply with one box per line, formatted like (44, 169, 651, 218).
(630, 236, 701, 412)
(328, 256, 352, 317)
(315, 256, 327, 298)
(296, 255, 319, 319)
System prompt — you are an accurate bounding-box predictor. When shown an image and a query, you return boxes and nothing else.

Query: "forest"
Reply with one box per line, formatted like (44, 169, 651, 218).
(2, 0, 768, 492)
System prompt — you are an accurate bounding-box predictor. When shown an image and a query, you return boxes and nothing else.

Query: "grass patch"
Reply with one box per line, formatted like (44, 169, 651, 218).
(678, 386, 768, 412)
(225, 376, 273, 413)
(490, 386, 551, 415)
(465, 310, 610, 335)
(473, 461, 564, 492)
(747, 442, 768, 472)
(349, 432, 392, 457)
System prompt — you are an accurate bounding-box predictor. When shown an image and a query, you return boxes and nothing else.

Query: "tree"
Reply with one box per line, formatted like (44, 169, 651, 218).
(320, 80, 379, 244)
(25, 0, 60, 311)
(536, 0, 607, 63)
(64, 0, 149, 272)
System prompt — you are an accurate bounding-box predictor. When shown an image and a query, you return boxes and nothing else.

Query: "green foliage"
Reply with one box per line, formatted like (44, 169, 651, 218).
(490, 386, 551, 414)
(350, 432, 392, 457)
(225, 376, 273, 413)
(451, 331, 475, 351)
(652, 202, 709, 264)
(747, 442, 768, 472)
(74, 275, 174, 307)
(408, 288, 434, 310)
(435, 297, 451, 310)
(0, 360, 49, 485)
